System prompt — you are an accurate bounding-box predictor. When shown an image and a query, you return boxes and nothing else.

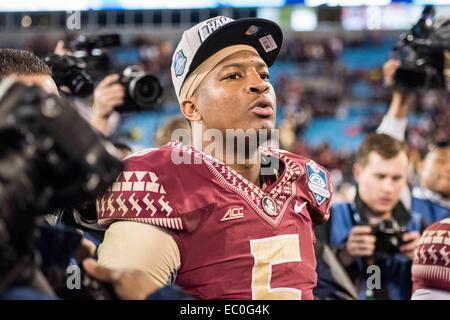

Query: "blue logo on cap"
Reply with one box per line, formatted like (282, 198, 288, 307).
(173, 50, 187, 77)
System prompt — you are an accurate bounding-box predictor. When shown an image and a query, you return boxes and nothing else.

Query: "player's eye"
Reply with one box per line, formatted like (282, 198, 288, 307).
(259, 72, 270, 81)
(223, 73, 242, 80)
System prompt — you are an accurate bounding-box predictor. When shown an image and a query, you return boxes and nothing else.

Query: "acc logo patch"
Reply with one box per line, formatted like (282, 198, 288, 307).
(173, 50, 187, 77)
(306, 160, 330, 206)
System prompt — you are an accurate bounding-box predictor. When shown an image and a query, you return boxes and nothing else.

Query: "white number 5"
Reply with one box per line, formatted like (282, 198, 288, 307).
(250, 234, 302, 300)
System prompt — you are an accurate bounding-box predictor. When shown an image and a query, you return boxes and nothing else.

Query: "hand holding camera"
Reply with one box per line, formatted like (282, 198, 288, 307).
(398, 231, 421, 261)
(91, 73, 125, 135)
(340, 221, 420, 266)
(339, 226, 376, 267)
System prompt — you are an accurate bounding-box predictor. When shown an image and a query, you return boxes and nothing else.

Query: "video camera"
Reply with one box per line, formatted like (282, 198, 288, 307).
(70, 34, 121, 79)
(0, 79, 122, 298)
(44, 54, 94, 98)
(44, 34, 163, 112)
(393, 5, 450, 91)
(43, 34, 120, 98)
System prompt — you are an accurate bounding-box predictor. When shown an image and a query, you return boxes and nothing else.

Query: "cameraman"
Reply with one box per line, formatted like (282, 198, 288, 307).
(52, 41, 124, 137)
(317, 133, 424, 300)
(377, 58, 449, 225)
(0, 48, 58, 95)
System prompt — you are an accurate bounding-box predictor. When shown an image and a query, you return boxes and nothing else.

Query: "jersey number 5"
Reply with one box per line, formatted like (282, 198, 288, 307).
(250, 234, 302, 300)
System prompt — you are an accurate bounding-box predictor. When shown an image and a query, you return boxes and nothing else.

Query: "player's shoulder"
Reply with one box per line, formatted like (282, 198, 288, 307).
(97, 142, 217, 232)
(274, 148, 330, 174)
(123, 141, 204, 172)
(123, 144, 174, 167)
(269, 148, 332, 193)
(267, 147, 333, 224)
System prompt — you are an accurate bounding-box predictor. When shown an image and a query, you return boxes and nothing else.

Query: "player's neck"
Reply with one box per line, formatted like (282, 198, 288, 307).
(230, 162, 261, 186)
(208, 141, 262, 186)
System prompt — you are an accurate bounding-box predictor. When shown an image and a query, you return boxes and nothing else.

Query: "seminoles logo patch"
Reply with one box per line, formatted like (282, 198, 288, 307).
(173, 50, 187, 77)
(306, 160, 330, 206)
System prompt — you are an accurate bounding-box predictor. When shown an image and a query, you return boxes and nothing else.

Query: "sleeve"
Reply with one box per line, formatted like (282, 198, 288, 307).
(376, 115, 407, 142)
(298, 159, 333, 225)
(97, 221, 181, 288)
(96, 148, 216, 232)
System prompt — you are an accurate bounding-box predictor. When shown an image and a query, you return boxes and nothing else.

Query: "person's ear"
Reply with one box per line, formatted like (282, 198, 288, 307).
(353, 163, 362, 183)
(180, 98, 202, 122)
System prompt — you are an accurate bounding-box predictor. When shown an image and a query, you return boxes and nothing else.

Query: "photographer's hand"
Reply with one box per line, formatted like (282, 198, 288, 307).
(54, 40, 69, 56)
(82, 258, 158, 300)
(383, 58, 415, 119)
(91, 74, 125, 136)
(399, 231, 421, 261)
(338, 226, 376, 267)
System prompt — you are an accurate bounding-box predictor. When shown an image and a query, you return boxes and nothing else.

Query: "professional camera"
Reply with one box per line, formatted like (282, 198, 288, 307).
(0, 79, 122, 298)
(44, 54, 94, 98)
(371, 219, 407, 257)
(393, 5, 450, 91)
(118, 65, 163, 113)
(71, 34, 121, 79)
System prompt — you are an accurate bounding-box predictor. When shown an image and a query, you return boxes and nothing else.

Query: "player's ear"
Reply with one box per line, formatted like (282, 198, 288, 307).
(180, 98, 202, 122)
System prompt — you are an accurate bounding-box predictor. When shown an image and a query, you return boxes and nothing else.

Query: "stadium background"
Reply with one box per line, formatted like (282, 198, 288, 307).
(1, 0, 449, 200)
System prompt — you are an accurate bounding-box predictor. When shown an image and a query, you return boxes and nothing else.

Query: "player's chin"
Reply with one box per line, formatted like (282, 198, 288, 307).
(249, 115, 275, 130)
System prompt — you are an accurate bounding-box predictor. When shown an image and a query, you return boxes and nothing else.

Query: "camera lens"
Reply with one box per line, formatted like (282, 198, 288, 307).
(66, 71, 94, 98)
(129, 75, 162, 107)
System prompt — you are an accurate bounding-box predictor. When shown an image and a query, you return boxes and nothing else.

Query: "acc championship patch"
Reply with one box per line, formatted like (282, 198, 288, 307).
(306, 160, 330, 206)
(173, 50, 187, 77)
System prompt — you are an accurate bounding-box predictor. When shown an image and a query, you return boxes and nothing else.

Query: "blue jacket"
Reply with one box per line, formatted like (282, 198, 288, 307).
(411, 186, 450, 225)
(328, 200, 424, 300)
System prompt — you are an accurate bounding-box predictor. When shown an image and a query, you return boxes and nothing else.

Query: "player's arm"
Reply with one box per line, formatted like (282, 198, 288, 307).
(97, 221, 181, 289)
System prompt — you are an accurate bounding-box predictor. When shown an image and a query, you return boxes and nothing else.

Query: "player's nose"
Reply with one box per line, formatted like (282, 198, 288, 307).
(245, 71, 270, 95)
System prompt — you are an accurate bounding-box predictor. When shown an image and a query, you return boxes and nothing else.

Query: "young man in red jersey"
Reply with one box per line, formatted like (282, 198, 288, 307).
(96, 16, 333, 300)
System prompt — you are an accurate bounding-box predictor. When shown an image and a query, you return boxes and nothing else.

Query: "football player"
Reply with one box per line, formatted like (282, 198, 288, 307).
(96, 16, 333, 300)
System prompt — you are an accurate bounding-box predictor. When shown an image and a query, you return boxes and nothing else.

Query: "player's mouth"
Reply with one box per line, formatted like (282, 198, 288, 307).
(249, 98, 274, 117)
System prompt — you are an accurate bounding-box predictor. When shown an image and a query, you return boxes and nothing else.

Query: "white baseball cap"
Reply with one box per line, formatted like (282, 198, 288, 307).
(171, 16, 283, 102)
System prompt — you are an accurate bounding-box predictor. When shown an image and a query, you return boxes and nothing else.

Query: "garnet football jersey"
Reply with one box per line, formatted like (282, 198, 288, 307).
(97, 141, 332, 299)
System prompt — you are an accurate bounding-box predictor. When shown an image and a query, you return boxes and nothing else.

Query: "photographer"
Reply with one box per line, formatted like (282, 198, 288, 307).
(316, 133, 424, 300)
(0, 48, 58, 95)
(50, 40, 124, 137)
(49, 38, 162, 137)
(0, 77, 124, 299)
(377, 58, 450, 225)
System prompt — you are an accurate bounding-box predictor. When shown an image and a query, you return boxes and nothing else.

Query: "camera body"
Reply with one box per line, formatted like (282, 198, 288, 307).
(371, 219, 407, 257)
(71, 34, 121, 79)
(44, 54, 94, 98)
(0, 80, 123, 294)
(394, 5, 450, 91)
(118, 66, 163, 113)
